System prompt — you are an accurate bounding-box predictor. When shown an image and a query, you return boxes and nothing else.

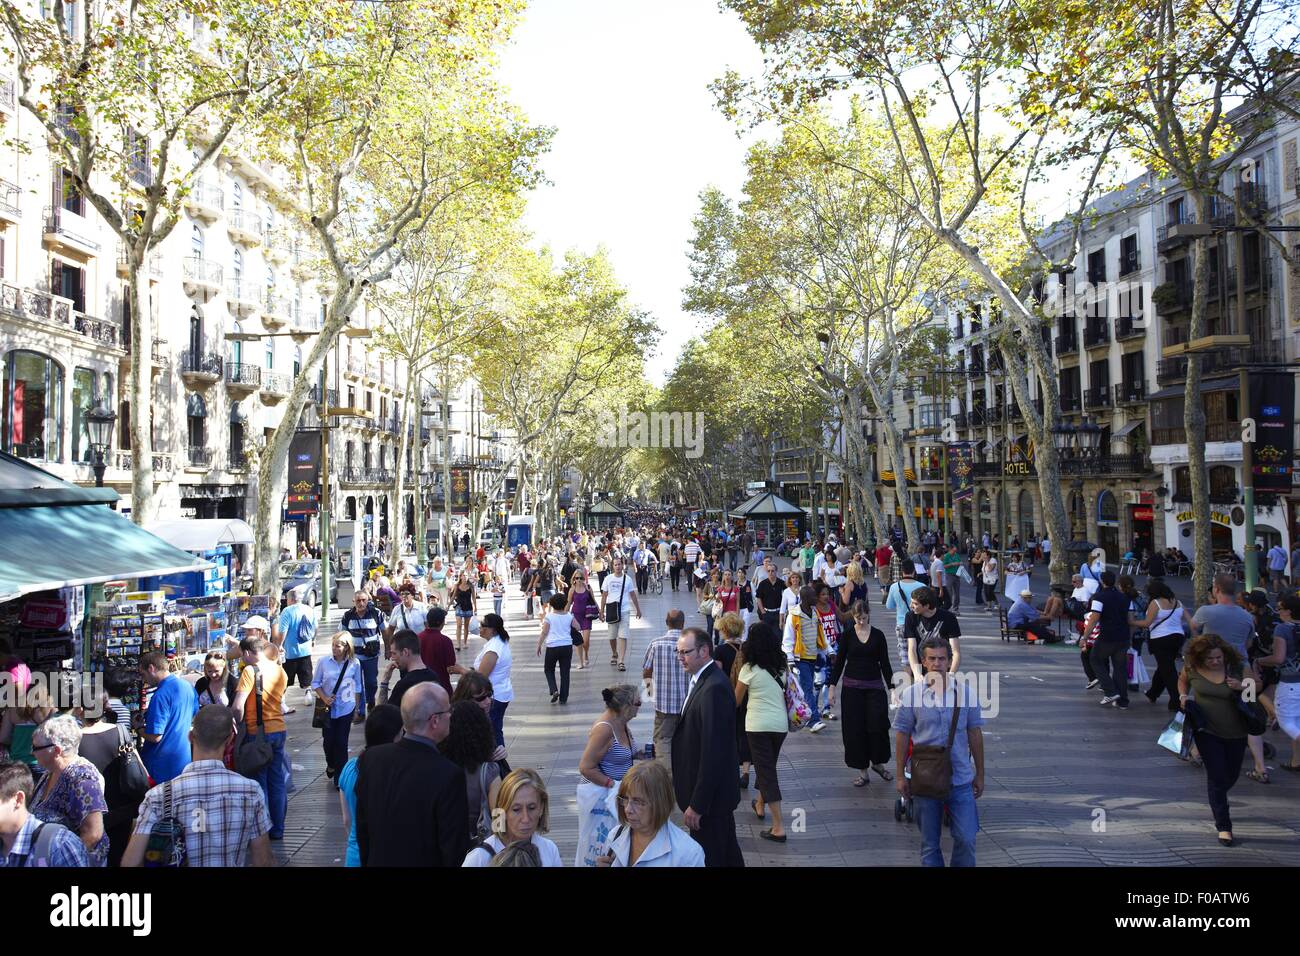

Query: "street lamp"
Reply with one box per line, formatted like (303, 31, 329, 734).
(1077, 416, 1103, 455)
(86, 402, 117, 488)
(1050, 420, 1076, 455)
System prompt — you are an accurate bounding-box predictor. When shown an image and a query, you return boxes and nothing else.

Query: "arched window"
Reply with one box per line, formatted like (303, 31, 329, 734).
(191, 223, 204, 259)
(4, 351, 65, 461)
(1097, 490, 1118, 524)
(231, 247, 243, 280)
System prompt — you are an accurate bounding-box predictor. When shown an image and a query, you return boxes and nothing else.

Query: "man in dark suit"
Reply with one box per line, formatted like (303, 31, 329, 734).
(355, 682, 469, 866)
(671, 627, 744, 867)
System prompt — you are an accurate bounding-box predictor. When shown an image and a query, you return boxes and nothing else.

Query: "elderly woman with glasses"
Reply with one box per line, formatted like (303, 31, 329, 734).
(598, 761, 703, 867)
(30, 713, 109, 866)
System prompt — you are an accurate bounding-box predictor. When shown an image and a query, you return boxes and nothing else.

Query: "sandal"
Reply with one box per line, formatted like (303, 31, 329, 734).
(618, 662, 626, 671)
(1279, 763, 1300, 772)
(852, 774, 869, 788)
(1246, 769, 1270, 784)
(751, 798, 765, 820)
(871, 764, 894, 782)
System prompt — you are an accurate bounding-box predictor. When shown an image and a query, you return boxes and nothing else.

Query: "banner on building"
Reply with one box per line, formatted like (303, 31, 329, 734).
(947, 442, 975, 502)
(1004, 435, 1037, 478)
(451, 468, 471, 515)
(287, 430, 321, 515)
(1248, 371, 1294, 492)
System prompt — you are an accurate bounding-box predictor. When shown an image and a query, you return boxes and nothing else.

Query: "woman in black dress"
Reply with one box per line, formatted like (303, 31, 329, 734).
(830, 599, 894, 787)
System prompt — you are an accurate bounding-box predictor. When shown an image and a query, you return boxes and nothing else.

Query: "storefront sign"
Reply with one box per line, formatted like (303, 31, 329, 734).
(948, 442, 975, 502)
(1176, 510, 1231, 527)
(1248, 371, 1295, 492)
(288, 430, 322, 492)
(1131, 506, 1154, 522)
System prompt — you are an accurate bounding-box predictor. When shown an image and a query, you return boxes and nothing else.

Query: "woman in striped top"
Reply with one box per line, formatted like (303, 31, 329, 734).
(578, 684, 640, 787)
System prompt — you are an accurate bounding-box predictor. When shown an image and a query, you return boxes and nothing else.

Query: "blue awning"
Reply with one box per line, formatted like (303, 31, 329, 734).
(0, 503, 212, 603)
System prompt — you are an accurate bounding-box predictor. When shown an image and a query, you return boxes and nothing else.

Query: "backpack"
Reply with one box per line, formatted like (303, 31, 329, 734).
(18, 821, 72, 866)
(142, 781, 187, 867)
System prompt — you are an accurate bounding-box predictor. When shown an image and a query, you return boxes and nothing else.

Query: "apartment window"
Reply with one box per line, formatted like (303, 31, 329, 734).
(1209, 465, 1237, 499)
(365, 391, 373, 413)
(1087, 248, 1106, 285)
(231, 181, 242, 211)
(364, 442, 372, 470)
(293, 347, 302, 378)
(56, 166, 84, 214)
(228, 321, 243, 365)
(191, 224, 204, 259)
(265, 339, 273, 370)
(347, 386, 355, 407)
(1121, 350, 1144, 386)
(1168, 197, 1187, 226)
(231, 247, 243, 280)
(1059, 366, 1081, 402)
(71, 366, 100, 463)
(1119, 234, 1139, 276)
(52, 260, 85, 312)
(186, 393, 206, 449)
(345, 441, 354, 471)
(126, 127, 150, 187)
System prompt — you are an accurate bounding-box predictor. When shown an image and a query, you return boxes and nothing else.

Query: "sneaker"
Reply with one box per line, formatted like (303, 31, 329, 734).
(810, 721, 827, 733)
(1115, 701, 1130, 710)
(1086, 679, 1100, 690)
(1099, 695, 1120, 706)
(304, 689, 316, 704)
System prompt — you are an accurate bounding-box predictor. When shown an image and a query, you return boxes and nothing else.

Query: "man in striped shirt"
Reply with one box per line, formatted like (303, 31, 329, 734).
(342, 592, 387, 719)
(683, 538, 701, 567)
(123, 705, 272, 867)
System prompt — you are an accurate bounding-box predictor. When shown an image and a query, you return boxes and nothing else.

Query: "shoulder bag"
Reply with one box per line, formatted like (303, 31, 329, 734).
(313, 660, 350, 730)
(106, 723, 150, 807)
(909, 684, 961, 800)
(606, 574, 627, 624)
(783, 666, 812, 731)
(235, 671, 273, 778)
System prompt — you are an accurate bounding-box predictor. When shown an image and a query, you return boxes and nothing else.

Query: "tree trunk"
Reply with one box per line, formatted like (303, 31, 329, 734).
(127, 261, 155, 524)
(1186, 209, 1213, 602)
(441, 369, 453, 558)
(255, 287, 362, 595)
(393, 360, 414, 556)
(885, 426, 921, 554)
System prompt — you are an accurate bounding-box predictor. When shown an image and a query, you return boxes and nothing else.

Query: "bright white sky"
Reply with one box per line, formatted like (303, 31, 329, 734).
(497, 0, 766, 385)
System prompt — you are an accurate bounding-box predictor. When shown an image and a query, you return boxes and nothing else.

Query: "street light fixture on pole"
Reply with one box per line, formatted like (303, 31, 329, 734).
(85, 402, 117, 490)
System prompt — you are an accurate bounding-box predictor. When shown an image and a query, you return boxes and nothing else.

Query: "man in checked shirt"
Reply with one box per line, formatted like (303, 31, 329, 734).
(123, 705, 272, 867)
(643, 609, 689, 771)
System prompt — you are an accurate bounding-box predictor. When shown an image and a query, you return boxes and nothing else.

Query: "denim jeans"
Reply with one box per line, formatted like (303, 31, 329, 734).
(357, 654, 380, 717)
(254, 730, 288, 838)
(493, 595, 503, 617)
(914, 781, 978, 866)
(489, 698, 509, 748)
(797, 660, 820, 723)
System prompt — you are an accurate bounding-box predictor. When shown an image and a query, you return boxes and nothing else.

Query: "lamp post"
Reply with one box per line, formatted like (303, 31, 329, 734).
(86, 402, 117, 489)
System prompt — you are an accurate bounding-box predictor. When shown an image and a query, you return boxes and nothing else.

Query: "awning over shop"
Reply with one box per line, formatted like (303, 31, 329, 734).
(1147, 376, 1236, 402)
(146, 518, 255, 552)
(584, 498, 625, 516)
(0, 504, 213, 603)
(1113, 420, 1144, 439)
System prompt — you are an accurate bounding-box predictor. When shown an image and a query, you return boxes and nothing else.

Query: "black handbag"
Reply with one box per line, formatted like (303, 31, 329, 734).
(313, 660, 351, 729)
(570, 622, 585, 646)
(605, 574, 627, 624)
(235, 671, 273, 778)
(105, 724, 150, 809)
(1236, 691, 1268, 736)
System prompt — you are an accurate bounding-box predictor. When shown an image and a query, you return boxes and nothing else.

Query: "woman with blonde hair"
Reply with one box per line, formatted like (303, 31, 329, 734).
(598, 761, 704, 867)
(451, 571, 477, 652)
(462, 768, 562, 866)
(310, 633, 363, 784)
(713, 612, 751, 790)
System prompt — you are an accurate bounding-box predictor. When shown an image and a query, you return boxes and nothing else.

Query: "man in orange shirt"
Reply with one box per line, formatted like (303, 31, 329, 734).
(231, 634, 289, 840)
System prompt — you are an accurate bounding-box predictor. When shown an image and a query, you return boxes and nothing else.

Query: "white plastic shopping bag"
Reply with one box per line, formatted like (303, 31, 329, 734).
(574, 780, 621, 867)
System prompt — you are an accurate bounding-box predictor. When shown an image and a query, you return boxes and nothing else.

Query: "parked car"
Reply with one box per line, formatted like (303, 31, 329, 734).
(278, 560, 339, 607)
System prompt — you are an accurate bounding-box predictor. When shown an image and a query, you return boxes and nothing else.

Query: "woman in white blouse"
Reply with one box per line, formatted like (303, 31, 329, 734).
(462, 768, 562, 867)
(309, 634, 363, 784)
(598, 761, 703, 867)
(779, 571, 803, 632)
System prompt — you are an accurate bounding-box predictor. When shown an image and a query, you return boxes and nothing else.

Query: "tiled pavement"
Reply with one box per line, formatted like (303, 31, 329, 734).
(273, 567, 1300, 867)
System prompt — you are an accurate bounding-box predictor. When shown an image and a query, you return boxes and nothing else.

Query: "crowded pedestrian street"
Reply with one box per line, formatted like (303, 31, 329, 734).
(259, 557, 1300, 868)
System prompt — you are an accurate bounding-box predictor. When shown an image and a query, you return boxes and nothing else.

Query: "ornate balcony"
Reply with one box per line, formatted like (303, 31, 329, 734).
(260, 371, 289, 402)
(1113, 380, 1147, 405)
(1115, 315, 1145, 340)
(1058, 453, 1152, 477)
(179, 349, 222, 387)
(43, 206, 100, 257)
(1055, 331, 1078, 356)
(1083, 386, 1111, 410)
(114, 451, 173, 477)
(225, 279, 260, 316)
(73, 311, 120, 349)
(0, 178, 21, 224)
(182, 257, 222, 299)
(264, 228, 292, 263)
(224, 361, 261, 397)
(262, 291, 293, 330)
(226, 209, 262, 246)
(187, 445, 213, 469)
(1083, 319, 1110, 349)
(184, 181, 223, 221)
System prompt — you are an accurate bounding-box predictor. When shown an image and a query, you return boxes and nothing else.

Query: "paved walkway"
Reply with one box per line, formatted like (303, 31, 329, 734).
(273, 567, 1300, 867)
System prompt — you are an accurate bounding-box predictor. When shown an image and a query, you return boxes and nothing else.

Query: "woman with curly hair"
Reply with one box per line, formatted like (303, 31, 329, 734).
(443, 700, 502, 840)
(1178, 634, 1251, 846)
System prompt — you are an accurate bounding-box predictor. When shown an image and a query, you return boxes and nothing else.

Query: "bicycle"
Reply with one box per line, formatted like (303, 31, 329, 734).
(648, 565, 665, 595)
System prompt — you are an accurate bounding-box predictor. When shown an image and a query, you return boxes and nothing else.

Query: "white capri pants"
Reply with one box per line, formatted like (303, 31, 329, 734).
(1275, 681, 1300, 741)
